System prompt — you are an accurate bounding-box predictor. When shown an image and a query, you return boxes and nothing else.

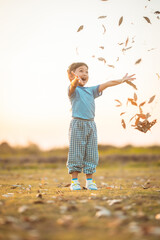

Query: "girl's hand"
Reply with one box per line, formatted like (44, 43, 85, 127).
(70, 71, 84, 85)
(122, 73, 136, 83)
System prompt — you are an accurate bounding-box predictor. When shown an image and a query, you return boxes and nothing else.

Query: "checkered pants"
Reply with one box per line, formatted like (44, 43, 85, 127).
(67, 118, 99, 174)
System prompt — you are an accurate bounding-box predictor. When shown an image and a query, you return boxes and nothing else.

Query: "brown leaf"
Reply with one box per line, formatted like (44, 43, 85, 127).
(64, 183, 71, 187)
(102, 24, 106, 34)
(135, 58, 142, 64)
(127, 98, 137, 106)
(98, 57, 106, 63)
(148, 95, 156, 103)
(129, 114, 136, 122)
(108, 64, 115, 68)
(77, 25, 84, 32)
(143, 16, 151, 24)
(136, 114, 147, 119)
(121, 119, 126, 129)
(98, 16, 107, 19)
(139, 106, 143, 114)
(135, 117, 140, 126)
(119, 16, 123, 26)
(154, 11, 160, 14)
(139, 101, 146, 107)
(120, 112, 126, 116)
(99, 46, 104, 49)
(115, 99, 122, 107)
(125, 37, 129, 47)
(118, 42, 124, 45)
(125, 80, 138, 90)
(134, 93, 138, 101)
(122, 46, 132, 52)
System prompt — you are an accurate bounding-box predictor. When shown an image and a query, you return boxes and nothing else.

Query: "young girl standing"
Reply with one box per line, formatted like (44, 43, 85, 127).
(67, 62, 136, 190)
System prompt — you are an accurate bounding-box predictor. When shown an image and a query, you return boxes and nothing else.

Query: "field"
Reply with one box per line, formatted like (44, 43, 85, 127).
(0, 143, 160, 240)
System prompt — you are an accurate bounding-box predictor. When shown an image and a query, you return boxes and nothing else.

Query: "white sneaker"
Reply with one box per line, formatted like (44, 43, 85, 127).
(70, 180, 81, 190)
(86, 180, 98, 190)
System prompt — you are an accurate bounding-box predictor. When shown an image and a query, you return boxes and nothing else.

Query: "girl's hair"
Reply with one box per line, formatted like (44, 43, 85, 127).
(67, 62, 88, 74)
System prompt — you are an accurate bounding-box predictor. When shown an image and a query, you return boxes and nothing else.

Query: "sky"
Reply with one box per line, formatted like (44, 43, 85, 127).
(0, 0, 160, 149)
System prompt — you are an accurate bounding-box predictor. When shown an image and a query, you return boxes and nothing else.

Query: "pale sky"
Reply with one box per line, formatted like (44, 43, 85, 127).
(0, 0, 160, 149)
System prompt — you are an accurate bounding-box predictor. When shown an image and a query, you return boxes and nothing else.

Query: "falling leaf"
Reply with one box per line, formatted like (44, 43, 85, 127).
(135, 119, 157, 133)
(156, 73, 160, 79)
(154, 11, 160, 14)
(77, 25, 84, 32)
(139, 101, 146, 107)
(122, 46, 132, 52)
(135, 58, 142, 64)
(115, 99, 122, 107)
(127, 98, 137, 106)
(148, 95, 156, 103)
(136, 114, 146, 120)
(143, 16, 151, 24)
(125, 80, 138, 90)
(118, 42, 124, 45)
(125, 37, 129, 47)
(98, 57, 106, 63)
(98, 16, 107, 19)
(129, 114, 136, 122)
(119, 16, 123, 26)
(108, 64, 115, 68)
(134, 93, 138, 101)
(120, 112, 126, 116)
(121, 119, 126, 129)
(92, 55, 95, 58)
(99, 46, 104, 49)
(116, 57, 119, 61)
(102, 24, 106, 34)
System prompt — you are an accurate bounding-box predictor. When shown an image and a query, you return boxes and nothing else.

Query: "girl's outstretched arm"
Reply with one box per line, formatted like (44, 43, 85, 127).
(99, 73, 136, 92)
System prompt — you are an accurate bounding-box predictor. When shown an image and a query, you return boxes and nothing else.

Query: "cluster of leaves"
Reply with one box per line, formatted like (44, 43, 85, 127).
(115, 93, 157, 133)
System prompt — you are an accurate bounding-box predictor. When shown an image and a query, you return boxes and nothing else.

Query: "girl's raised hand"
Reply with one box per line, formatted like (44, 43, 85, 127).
(122, 73, 136, 83)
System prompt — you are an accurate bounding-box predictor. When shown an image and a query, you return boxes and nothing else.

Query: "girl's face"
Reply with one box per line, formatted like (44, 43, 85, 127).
(74, 65, 89, 87)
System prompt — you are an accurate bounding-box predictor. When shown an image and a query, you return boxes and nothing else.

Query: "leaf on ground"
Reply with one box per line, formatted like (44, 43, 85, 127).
(119, 16, 123, 26)
(77, 25, 84, 32)
(143, 16, 151, 24)
(148, 95, 156, 103)
(18, 205, 29, 213)
(121, 119, 126, 129)
(135, 58, 142, 64)
(115, 99, 122, 107)
(125, 80, 138, 90)
(98, 57, 106, 63)
(95, 206, 111, 218)
(107, 199, 122, 206)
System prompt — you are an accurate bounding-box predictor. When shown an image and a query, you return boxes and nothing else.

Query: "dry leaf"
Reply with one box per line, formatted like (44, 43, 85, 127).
(154, 11, 160, 14)
(135, 119, 157, 133)
(135, 58, 142, 64)
(108, 64, 115, 68)
(102, 24, 106, 34)
(122, 46, 132, 52)
(121, 119, 126, 129)
(136, 114, 146, 120)
(120, 112, 126, 116)
(98, 16, 107, 19)
(118, 42, 124, 45)
(143, 16, 151, 24)
(125, 37, 129, 47)
(77, 25, 84, 32)
(134, 93, 138, 101)
(148, 95, 156, 103)
(156, 73, 160, 79)
(125, 80, 138, 90)
(98, 57, 106, 63)
(139, 106, 143, 114)
(119, 16, 123, 26)
(99, 46, 104, 49)
(115, 99, 122, 107)
(127, 98, 137, 106)
(139, 101, 146, 107)
(129, 114, 136, 122)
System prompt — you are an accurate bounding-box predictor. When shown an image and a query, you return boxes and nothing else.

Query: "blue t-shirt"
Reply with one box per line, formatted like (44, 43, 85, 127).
(68, 85, 102, 119)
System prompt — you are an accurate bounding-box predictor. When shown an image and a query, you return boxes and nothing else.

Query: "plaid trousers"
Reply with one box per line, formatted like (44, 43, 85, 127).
(67, 118, 99, 174)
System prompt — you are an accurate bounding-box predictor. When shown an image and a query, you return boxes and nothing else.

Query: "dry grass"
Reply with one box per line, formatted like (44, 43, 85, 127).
(0, 165, 160, 240)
